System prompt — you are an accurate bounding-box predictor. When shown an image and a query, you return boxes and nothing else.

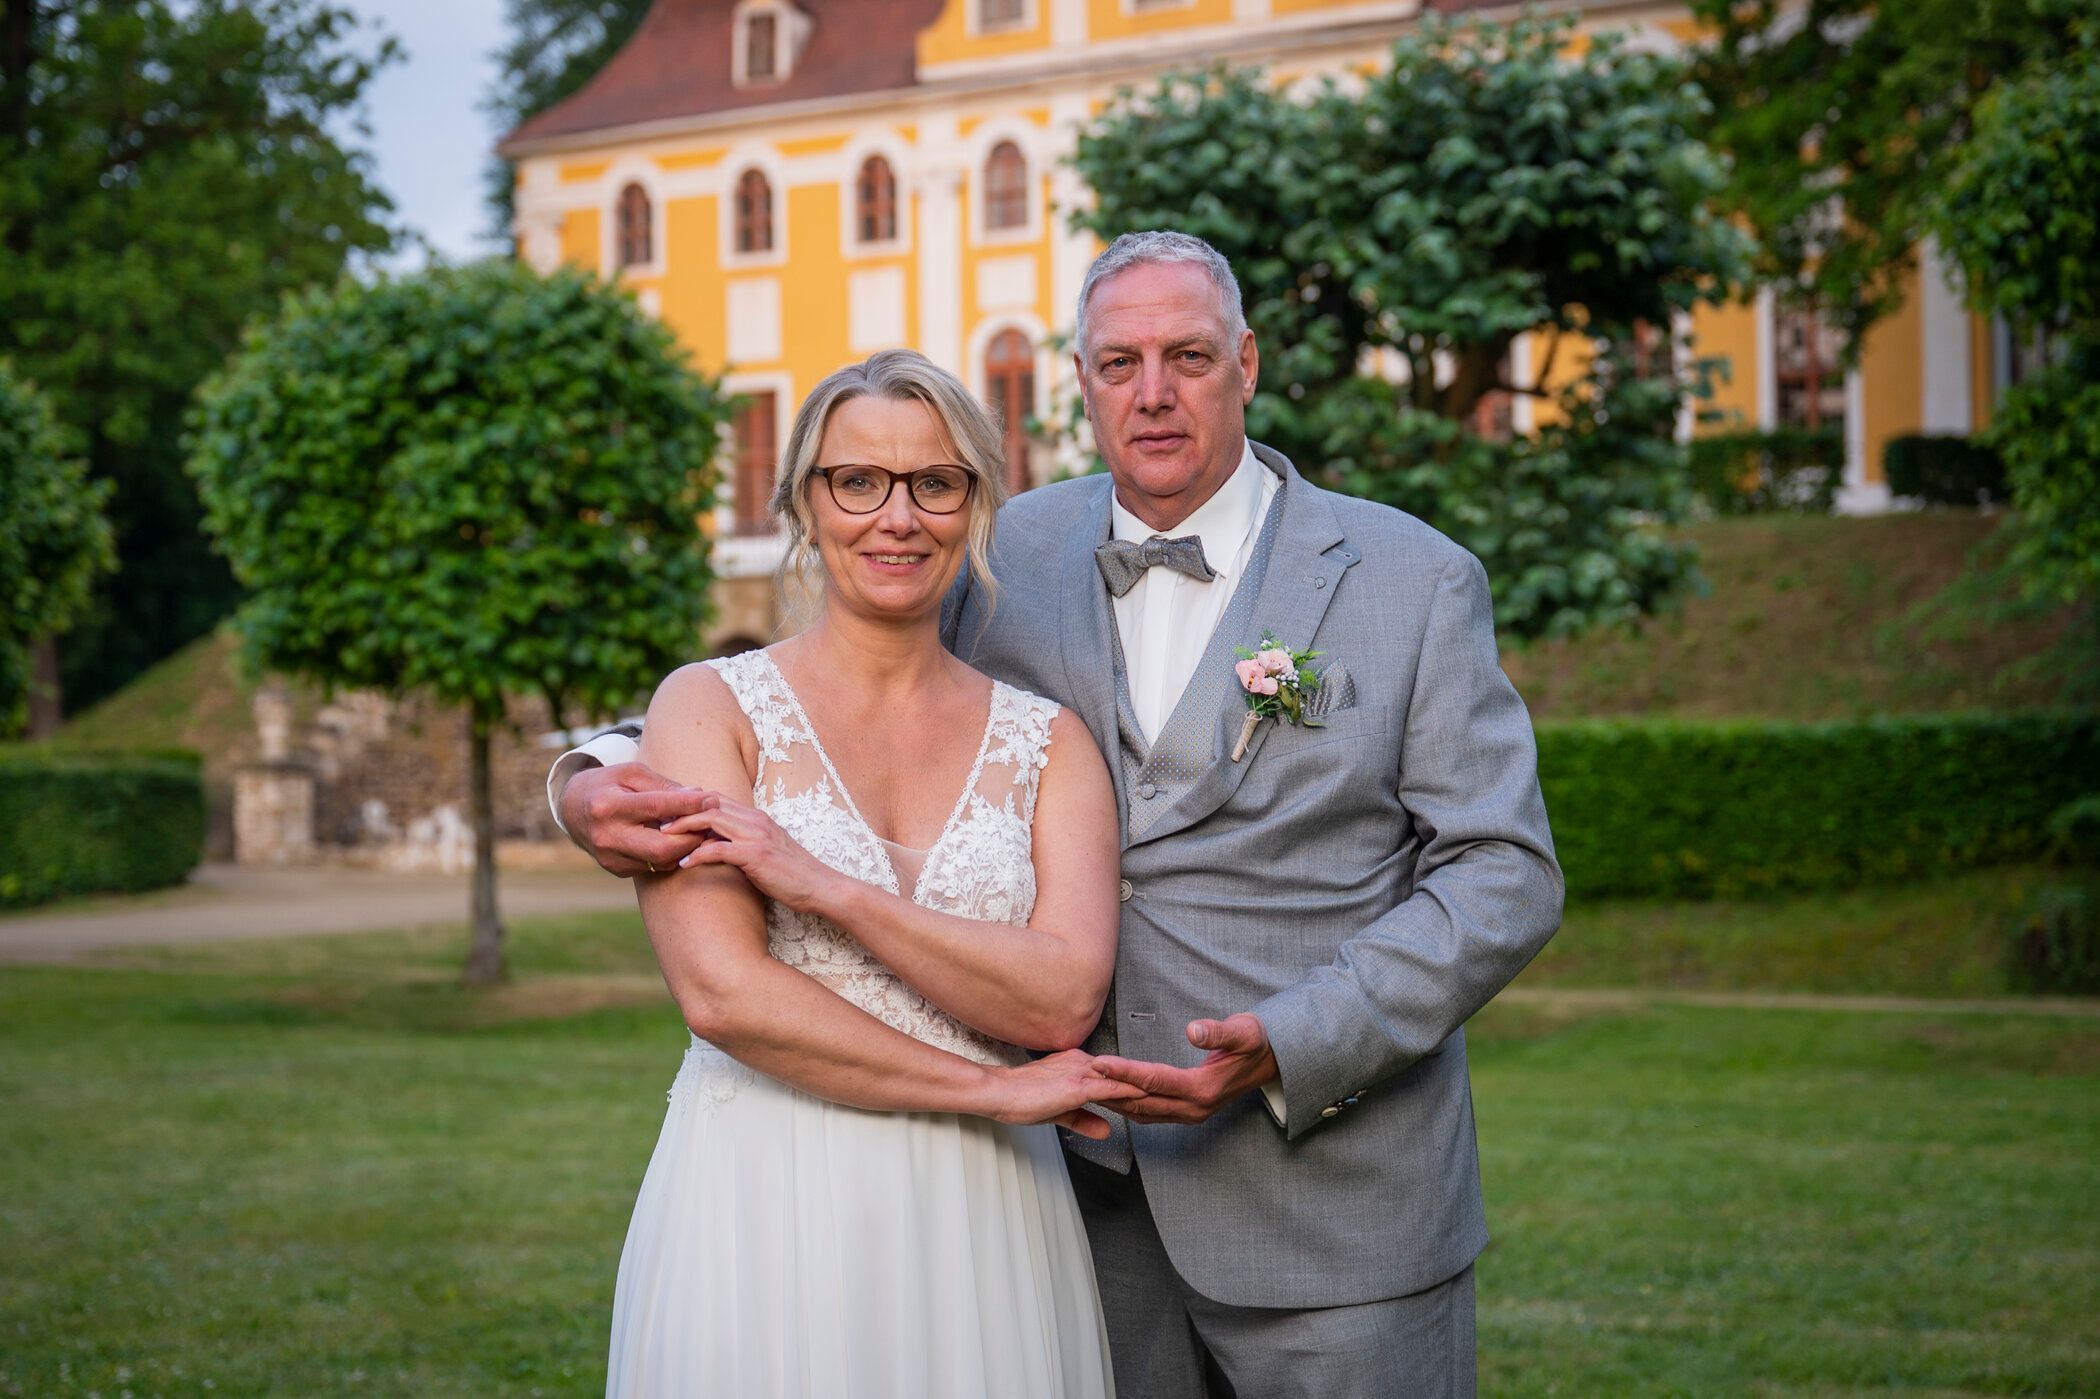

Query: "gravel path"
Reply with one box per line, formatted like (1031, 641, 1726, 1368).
(0, 862, 635, 963)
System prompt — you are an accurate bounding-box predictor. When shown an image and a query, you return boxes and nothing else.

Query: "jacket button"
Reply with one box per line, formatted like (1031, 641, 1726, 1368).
(1118, 879, 1133, 902)
(1138, 781, 1157, 800)
(1312, 576, 1328, 590)
(1320, 1105, 1341, 1118)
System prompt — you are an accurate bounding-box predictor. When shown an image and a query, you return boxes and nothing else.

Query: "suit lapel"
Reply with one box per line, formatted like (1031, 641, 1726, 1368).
(1057, 480, 1130, 826)
(1131, 448, 1356, 849)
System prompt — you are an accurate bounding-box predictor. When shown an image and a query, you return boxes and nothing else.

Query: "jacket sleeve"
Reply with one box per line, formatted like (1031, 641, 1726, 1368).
(1248, 551, 1563, 1139)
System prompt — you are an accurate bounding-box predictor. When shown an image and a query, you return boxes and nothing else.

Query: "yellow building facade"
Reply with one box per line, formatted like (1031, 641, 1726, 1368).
(501, 0, 2011, 648)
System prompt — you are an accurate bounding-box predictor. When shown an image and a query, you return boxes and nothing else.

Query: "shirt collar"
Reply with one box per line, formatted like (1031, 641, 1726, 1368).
(1108, 439, 1265, 582)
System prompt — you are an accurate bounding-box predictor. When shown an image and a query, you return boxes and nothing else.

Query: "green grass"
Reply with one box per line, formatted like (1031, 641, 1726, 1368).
(1504, 513, 2080, 722)
(3, 886, 2096, 1397)
(1525, 865, 2059, 999)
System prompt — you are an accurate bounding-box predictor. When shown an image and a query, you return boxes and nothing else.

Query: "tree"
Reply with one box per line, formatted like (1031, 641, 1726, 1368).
(1933, 37, 2100, 611)
(1072, 14, 1755, 640)
(481, 0, 653, 237)
(0, 0, 399, 716)
(0, 363, 114, 738)
(1690, 0, 2081, 354)
(188, 261, 725, 985)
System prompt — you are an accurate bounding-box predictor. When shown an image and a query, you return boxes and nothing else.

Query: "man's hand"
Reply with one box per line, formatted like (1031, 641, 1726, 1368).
(1090, 1012, 1279, 1125)
(560, 761, 712, 878)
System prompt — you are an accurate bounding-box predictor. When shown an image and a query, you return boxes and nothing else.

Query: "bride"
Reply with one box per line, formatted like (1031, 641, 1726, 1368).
(608, 349, 1129, 1398)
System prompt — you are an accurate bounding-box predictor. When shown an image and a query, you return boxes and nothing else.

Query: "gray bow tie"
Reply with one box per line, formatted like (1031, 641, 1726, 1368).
(1095, 534, 1216, 597)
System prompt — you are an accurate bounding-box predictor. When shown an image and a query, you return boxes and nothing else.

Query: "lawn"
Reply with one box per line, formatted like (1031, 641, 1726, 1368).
(2, 888, 2095, 1397)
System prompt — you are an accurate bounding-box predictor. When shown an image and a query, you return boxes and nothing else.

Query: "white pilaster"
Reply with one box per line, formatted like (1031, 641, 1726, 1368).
(1051, 0, 1086, 46)
(1918, 235, 1974, 435)
(1836, 368, 1889, 514)
(1754, 287, 1778, 430)
(916, 117, 966, 375)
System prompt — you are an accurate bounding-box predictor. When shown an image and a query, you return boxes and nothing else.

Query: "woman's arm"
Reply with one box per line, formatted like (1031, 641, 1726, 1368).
(636, 666, 1132, 1133)
(675, 707, 1121, 1052)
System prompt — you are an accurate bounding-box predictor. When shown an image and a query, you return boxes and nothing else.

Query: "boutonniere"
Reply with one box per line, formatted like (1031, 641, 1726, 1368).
(1230, 631, 1323, 762)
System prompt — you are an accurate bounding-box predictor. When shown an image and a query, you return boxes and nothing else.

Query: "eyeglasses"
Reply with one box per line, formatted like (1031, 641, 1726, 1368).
(812, 465, 977, 516)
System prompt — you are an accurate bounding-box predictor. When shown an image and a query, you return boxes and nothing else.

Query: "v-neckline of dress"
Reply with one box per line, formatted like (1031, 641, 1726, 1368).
(755, 649, 1001, 902)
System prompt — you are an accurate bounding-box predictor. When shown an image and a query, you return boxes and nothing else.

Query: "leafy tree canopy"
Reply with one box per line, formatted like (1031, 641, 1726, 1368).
(1934, 38, 2100, 609)
(481, 0, 652, 235)
(0, 363, 114, 738)
(188, 259, 726, 981)
(0, 0, 398, 712)
(1690, 0, 2083, 355)
(1072, 13, 1754, 641)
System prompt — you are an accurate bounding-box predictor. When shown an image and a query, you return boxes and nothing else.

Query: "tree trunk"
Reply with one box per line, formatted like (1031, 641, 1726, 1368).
(460, 713, 506, 987)
(25, 635, 61, 738)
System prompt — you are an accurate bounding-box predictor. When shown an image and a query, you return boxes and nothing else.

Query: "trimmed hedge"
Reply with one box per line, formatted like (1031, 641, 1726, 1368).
(1885, 433, 2009, 505)
(1537, 714, 2100, 899)
(0, 747, 205, 908)
(1688, 426, 1843, 516)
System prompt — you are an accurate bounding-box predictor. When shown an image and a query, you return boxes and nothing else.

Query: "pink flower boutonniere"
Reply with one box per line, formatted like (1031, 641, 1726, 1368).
(1230, 631, 1323, 761)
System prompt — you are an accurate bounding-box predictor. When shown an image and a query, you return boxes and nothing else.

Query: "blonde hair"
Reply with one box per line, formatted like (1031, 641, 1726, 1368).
(768, 349, 1009, 625)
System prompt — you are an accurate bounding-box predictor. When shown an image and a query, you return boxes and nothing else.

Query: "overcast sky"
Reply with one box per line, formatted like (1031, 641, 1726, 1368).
(337, 0, 512, 267)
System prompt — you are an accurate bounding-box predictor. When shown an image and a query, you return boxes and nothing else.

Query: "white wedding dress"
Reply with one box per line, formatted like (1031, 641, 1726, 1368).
(605, 649, 1115, 1399)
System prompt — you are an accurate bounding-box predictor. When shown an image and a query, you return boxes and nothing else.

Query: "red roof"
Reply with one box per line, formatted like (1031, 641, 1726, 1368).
(504, 0, 947, 151)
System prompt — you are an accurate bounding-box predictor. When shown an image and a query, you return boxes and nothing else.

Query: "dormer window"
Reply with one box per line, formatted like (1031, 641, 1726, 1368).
(733, 1, 808, 88)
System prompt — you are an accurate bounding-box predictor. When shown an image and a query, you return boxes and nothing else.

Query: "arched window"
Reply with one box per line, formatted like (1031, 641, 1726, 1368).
(615, 183, 652, 269)
(856, 156, 897, 245)
(733, 391, 778, 535)
(735, 169, 773, 254)
(984, 141, 1028, 233)
(985, 329, 1035, 494)
(1775, 300, 1845, 433)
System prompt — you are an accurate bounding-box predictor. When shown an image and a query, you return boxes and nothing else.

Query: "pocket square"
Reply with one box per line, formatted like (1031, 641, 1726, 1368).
(1304, 662, 1357, 718)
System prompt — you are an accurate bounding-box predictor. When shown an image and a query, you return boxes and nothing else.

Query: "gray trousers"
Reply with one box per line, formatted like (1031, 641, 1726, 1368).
(1066, 1154, 1477, 1399)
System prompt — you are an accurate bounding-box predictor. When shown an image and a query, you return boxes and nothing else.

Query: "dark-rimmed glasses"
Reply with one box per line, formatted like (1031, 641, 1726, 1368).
(812, 465, 977, 516)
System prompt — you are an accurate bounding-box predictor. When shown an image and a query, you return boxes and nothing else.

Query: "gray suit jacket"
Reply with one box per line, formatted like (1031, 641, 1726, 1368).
(942, 442, 1563, 1309)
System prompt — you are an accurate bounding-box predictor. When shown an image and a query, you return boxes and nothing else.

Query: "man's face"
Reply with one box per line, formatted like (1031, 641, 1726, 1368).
(1075, 260, 1259, 531)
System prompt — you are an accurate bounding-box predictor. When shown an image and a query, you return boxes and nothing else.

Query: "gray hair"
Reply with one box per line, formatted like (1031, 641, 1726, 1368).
(767, 348, 1008, 626)
(1073, 230, 1249, 360)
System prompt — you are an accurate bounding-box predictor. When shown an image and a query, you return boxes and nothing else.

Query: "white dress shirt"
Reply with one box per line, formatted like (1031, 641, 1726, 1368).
(1107, 439, 1275, 744)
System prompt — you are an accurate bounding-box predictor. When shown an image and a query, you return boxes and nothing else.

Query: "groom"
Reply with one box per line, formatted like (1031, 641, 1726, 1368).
(551, 231, 1561, 1397)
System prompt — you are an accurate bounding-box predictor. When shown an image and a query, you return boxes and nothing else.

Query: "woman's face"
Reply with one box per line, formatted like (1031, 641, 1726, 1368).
(807, 394, 978, 625)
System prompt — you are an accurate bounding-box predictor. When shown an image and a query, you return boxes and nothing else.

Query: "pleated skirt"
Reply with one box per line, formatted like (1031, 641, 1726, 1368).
(606, 1040, 1116, 1399)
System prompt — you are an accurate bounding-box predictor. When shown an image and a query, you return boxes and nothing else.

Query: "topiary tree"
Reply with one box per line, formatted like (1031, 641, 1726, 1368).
(189, 260, 725, 984)
(0, 363, 115, 738)
(1072, 13, 1755, 640)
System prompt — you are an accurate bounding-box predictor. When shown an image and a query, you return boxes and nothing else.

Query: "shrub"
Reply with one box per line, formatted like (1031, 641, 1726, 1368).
(1885, 434, 2010, 506)
(1537, 714, 2099, 899)
(1687, 427, 1842, 516)
(0, 747, 204, 908)
(2048, 795, 2100, 867)
(2008, 882, 2100, 995)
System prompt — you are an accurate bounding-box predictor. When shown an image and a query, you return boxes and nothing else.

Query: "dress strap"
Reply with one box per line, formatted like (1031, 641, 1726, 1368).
(977, 684, 1060, 826)
(703, 649, 804, 781)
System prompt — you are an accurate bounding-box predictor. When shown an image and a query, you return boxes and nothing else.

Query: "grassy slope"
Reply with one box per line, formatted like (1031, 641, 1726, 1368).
(1504, 513, 2075, 722)
(2, 910, 2094, 1397)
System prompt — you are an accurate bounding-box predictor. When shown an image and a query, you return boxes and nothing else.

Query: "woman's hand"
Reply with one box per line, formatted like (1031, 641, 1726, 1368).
(663, 795, 844, 914)
(983, 1049, 1148, 1141)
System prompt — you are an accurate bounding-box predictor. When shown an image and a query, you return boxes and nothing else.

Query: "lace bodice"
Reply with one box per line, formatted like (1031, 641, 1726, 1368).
(695, 647, 1058, 1072)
